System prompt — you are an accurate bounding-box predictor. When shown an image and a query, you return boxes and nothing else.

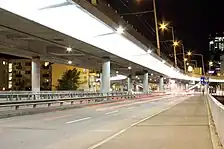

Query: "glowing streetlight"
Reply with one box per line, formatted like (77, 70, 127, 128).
(184, 58, 188, 61)
(128, 66, 132, 70)
(116, 26, 124, 34)
(173, 41, 179, 46)
(187, 51, 192, 56)
(159, 22, 168, 31)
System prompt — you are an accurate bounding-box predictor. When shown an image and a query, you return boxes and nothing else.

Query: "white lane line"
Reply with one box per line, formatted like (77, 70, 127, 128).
(88, 97, 188, 149)
(66, 117, 91, 124)
(88, 129, 127, 149)
(105, 110, 119, 115)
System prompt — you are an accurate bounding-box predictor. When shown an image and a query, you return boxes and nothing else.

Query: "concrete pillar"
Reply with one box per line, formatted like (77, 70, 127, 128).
(32, 56, 40, 92)
(159, 76, 164, 91)
(100, 73, 103, 92)
(127, 77, 132, 92)
(143, 72, 149, 93)
(89, 75, 95, 92)
(181, 83, 185, 90)
(120, 81, 124, 92)
(101, 60, 110, 93)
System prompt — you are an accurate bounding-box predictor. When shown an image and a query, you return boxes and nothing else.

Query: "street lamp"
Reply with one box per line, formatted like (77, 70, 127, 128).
(187, 52, 205, 75)
(120, 0, 160, 56)
(159, 22, 178, 68)
(159, 22, 168, 31)
(173, 41, 179, 47)
(152, 0, 161, 56)
(187, 51, 192, 56)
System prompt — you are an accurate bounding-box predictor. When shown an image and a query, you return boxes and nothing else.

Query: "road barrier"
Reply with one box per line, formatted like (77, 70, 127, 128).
(208, 94, 224, 147)
(0, 92, 134, 110)
(0, 91, 170, 111)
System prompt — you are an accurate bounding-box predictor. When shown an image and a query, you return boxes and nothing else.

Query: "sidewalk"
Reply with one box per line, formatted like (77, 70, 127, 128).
(95, 96, 213, 149)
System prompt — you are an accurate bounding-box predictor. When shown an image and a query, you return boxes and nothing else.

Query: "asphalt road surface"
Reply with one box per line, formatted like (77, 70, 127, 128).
(0, 95, 191, 149)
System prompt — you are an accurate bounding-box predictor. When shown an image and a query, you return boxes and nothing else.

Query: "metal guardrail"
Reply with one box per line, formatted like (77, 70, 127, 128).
(0, 91, 129, 101)
(0, 91, 168, 111)
(208, 94, 224, 146)
(0, 93, 136, 110)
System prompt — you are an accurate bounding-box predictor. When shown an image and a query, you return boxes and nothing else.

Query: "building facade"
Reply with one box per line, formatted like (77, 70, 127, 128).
(1, 58, 97, 91)
(0, 59, 8, 90)
(209, 33, 224, 61)
(10, 59, 52, 91)
(0, 59, 52, 91)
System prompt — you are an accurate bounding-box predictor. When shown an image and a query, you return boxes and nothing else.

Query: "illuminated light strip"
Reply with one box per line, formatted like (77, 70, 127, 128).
(0, 0, 223, 82)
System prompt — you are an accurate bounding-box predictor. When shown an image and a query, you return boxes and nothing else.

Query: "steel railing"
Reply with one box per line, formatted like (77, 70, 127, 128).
(208, 94, 224, 146)
(0, 91, 171, 110)
(0, 91, 131, 101)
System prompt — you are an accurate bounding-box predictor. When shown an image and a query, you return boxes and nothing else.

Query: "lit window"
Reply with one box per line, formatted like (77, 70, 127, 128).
(8, 73, 12, 81)
(2, 61, 6, 65)
(209, 41, 214, 45)
(8, 63, 12, 72)
(8, 81, 12, 89)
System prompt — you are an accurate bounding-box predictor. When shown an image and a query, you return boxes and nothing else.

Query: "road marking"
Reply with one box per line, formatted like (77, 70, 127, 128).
(88, 129, 127, 149)
(95, 96, 172, 112)
(44, 115, 72, 121)
(105, 110, 118, 115)
(87, 97, 188, 149)
(66, 117, 91, 124)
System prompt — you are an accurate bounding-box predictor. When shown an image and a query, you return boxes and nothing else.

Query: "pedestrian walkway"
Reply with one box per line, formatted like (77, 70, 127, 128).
(95, 96, 214, 149)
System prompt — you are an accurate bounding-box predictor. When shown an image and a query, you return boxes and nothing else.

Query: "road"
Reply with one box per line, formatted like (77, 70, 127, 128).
(0, 95, 191, 149)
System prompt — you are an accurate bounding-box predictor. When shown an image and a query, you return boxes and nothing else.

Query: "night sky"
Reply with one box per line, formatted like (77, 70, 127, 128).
(105, 0, 224, 66)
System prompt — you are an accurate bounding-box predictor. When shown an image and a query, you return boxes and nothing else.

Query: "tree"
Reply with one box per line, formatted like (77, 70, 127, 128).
(56, 68, 80, 90)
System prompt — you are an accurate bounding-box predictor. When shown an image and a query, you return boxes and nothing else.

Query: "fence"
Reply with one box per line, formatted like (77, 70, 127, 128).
(208, 94, 224, 146)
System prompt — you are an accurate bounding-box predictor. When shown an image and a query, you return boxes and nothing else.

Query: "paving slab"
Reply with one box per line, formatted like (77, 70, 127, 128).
(95, 96, 213, 149)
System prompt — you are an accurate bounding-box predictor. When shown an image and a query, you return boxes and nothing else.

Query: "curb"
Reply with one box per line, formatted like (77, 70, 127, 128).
(206, 95, 223, 149)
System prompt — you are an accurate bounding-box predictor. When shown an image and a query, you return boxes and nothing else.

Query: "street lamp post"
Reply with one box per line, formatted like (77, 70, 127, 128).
(159, 23, 178, 67)
(152, 0, 161, 56)
(171, 27, 177, 67)
(181, 44, 186, 73)
(187, 52, 205, 76)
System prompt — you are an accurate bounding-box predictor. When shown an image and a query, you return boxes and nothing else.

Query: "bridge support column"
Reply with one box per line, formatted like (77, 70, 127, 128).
(143, 72, 149, 93)
(101, 59, 110, 94)
(100, 73, 103, 93)
(127, 76, 132, 93)
(159, 76, 164, 91)
(32, 56, 40, 92)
